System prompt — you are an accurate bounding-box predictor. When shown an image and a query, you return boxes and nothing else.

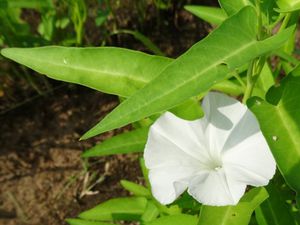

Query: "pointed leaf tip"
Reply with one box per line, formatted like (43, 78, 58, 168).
(81, 7, 292, 139)
(1, 48, 9, 57)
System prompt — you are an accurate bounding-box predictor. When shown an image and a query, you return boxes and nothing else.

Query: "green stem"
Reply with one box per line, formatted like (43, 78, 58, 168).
(255, 0, 263, 40)
(233, 70, 246, 89)
(212, 80, 244, 96)
(269, 13, 285, 30)
(242, 60, 255, 104)
(242, 0, 265, 104)
(242, 57, 266, 104)
(279, 13, 292, 33)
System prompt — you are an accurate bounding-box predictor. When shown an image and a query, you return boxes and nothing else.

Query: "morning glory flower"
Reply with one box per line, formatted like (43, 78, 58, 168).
(144, 92, 276, 206)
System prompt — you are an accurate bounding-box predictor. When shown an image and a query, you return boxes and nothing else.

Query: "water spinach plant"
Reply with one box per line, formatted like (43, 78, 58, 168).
(2, 0, 300, 225)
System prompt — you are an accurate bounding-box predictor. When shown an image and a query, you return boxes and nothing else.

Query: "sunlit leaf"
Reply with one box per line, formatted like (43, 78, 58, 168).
(79, 197, 147, 221)
(141, 201, 160, 222)
(277, 0, 300, 12)
(1, 46, 242, 98)
(145, 214, 198, 225)
(253, 62, 275, 98)
(260, 0, 280, 25)
(248, 75, 300, 197)
(198, 188, 268, 225)
(255, 177, 297, 225)
(169, 98, 203, 120)
(1, 47, 172, 97)
(219, 0, 251, 16)
(120, 180, 151, 197)
(0, 0, 52, 8)
(81, 127, 148, 157)
(66, 218, 113, 225)
(80, 7, 294, 139)
(184, 5, 226, 25)
(111, 29, 165, 56)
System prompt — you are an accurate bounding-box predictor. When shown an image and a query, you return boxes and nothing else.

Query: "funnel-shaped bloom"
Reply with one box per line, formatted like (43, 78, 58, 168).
(144, 92, 275, 206)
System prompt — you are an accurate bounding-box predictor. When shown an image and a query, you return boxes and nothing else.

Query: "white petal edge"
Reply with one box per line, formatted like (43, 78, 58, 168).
(223, 131, 276, 186)
(148, 166, 193, 204)
(144, 112, 206, 204)
(144, 112, 210, 168)
(188, 170, 247, 206)
(201, 92, 248, 157)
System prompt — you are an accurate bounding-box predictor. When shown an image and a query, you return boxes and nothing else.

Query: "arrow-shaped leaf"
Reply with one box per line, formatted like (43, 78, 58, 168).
(248, 75, 300, 195)
(184, 5, 227, 25)
(1, 46, 172, 97)
(81, 6, 294, 139)
(198, 187, 268, 225)
(81, 127, 149, 157)
(78, 197, 147, 221)
(219, 0, 251, 16)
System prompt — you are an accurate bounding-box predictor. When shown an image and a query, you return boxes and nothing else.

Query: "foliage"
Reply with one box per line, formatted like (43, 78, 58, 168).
(1, 0, 300, 225)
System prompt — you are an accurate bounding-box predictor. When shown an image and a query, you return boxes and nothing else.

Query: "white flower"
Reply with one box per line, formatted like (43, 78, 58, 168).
(144, 92, 276, 206)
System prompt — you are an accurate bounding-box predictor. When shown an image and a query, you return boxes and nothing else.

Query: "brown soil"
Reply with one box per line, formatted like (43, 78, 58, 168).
(0, 1, 216, 224)
(0, 86, 143, 225)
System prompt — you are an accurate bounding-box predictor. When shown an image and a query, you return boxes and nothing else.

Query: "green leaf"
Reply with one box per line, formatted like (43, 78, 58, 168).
(212, 80, 244, 96)
(260, 0, 280, 25)
(291, 63, 300, 76)
(255, 178, 297, 225)
(111, 29, 165, 56)
(79, 197, 148, 221)
(219, 0, 251, 16)
(120, 180, 151, 197)
(141, 201, 160, 222)
(174, 192, 201, 212)
(0, 46, 241, 98)
(0, 0, 52, 8)
(81, 127, 148, 158)
(184, 5, 227, 25)
(253, 62, 275, 98)
(0, 47, 172, 97)
(248, 75, 300, 194)
(277, 0, 300, 12)
(81, 6, 294, 139)
(145, 214, 198, 225)
(198, 187, 269, 225)
(169, 98, 203, 120)
(66, 218, 113, 225)
(275, 50, 300, 66)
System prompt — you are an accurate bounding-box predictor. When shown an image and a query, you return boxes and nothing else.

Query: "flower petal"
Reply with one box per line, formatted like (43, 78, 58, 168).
(188, 170, 246, 206)
(221, 109, 261, 152)
(148, 166, 194, 204)
(144, 112, 207, 204)
(144, 112, 210, 169)
(223, 132, 276, 186)
(201, 92, 248, 157)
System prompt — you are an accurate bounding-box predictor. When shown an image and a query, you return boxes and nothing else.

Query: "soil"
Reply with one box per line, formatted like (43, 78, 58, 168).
(0, 85, 145, 225)
(0, 1, 216, 224)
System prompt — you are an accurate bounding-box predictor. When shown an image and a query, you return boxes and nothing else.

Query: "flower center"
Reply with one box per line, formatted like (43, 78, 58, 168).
(205, 158, 223, 171)
(214, 166, 222, 171)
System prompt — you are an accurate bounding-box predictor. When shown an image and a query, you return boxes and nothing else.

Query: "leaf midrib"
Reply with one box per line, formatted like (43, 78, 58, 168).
(93, 139, 146, 151)
(7, 51, 150, 86)
(275, 102, 300, 157)
(266, 200, 280, 225)
(221, 206, 232, 225)
(105, 40, 256, 126)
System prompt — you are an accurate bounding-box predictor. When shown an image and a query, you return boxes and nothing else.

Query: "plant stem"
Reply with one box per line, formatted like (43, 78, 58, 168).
(256, 0, 263, 40)
(233, 70, 246, 89)
(279, 13, 291, 32)
(242, 60, 255, 104)
(242, 56, 266, 104)
(242, 0, 265, 104)
(269, 13, 285, 30)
